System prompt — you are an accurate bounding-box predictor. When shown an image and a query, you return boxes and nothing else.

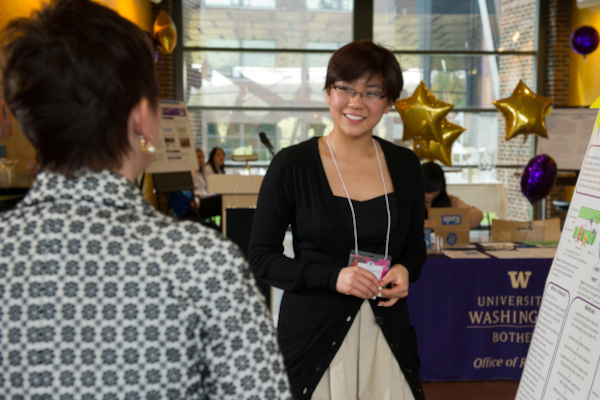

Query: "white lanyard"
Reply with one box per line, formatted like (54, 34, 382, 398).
(326, 135, 391, 259)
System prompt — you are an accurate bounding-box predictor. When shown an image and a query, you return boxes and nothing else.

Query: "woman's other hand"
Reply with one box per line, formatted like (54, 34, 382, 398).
(336, 266, 380, 300)
(376, 264, 409, 307)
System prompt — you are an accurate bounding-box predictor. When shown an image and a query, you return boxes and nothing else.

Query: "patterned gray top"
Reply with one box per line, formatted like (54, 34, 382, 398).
(0, 170, 291, 400)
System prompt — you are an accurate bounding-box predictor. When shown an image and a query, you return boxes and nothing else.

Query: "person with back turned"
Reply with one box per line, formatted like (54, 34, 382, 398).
(0, 1, 291, 398)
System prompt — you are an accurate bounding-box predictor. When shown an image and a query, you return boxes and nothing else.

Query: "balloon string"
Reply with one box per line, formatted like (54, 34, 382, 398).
(582, 58, 586, 95)
(519, 137, 529, 168)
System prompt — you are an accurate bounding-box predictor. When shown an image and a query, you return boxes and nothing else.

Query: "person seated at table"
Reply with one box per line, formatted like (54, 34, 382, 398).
(205, 146, 226, 175)
(168, 148, 222, 226)
(191, 147, 222, 215)
(0, 1, 291, 398)
(422, 161, 484, 229)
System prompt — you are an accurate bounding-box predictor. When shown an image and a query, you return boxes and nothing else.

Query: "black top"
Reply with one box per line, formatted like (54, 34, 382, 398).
(334, 194, 398, 254)
(248, 136, 427, 400)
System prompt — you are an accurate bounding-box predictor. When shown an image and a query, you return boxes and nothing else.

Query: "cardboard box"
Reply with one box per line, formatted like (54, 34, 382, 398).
(491, 218, 561, 242)
(429, 207, 470, 247)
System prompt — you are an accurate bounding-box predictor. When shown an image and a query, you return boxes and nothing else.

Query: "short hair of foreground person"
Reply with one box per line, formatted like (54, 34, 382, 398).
(1, 0, 158, 174)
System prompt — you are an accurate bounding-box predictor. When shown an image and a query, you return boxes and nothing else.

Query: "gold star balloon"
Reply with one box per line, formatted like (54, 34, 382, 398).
(153, 10, 177, 54)
(493, 80, 553, 141)
(395, 81, 453, 143)
(412, 118, 466, 166)
(412, 139, 432, 162)
(429, 119, 466, 166)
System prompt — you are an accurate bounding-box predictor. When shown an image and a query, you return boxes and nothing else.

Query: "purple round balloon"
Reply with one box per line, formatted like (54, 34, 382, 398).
(571, 26, 599, 57)
(521, 154, 557, 205)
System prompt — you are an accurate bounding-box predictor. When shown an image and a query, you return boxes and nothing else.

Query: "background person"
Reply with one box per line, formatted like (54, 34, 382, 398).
(249, 40, 426, 400)
(191, 147, 222, 218)
(205, 146, 226, 175)
(0, 1, 291, 399)
(422, 161, 484, 229)
(169, 148, 222, 224)
(192, 148, 209, 196)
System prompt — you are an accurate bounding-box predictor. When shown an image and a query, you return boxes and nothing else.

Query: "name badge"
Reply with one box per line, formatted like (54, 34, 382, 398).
(348, 250, 391, 281)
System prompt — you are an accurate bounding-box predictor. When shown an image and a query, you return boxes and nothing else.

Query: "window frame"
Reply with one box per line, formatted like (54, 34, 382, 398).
(173, 0, 543, 169)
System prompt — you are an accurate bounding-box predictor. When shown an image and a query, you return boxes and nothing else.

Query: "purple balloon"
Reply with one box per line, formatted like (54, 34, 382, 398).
(571, 26, 599, 57)
(521, 154, 557, 205)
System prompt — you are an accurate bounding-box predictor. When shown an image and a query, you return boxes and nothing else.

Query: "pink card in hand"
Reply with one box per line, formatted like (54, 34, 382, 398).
(348, 250, 391, 281)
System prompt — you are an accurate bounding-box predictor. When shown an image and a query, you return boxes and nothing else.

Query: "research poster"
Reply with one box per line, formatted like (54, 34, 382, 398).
(516, 110, 600, 399)
(145, 100, 198, 174)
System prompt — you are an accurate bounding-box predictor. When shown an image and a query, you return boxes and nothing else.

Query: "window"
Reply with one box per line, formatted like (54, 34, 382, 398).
(204, 0, 276, 8)
(306, 0, 353, 11)
(181, 0, 539, 173)
(373, 0, 539, 170)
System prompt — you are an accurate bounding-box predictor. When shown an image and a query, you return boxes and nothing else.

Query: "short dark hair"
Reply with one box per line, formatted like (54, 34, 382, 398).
(0, 0, 158, 174)
(324, 40, 403, 103)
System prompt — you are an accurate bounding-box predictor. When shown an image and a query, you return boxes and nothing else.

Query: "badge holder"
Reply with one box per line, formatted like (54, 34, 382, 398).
(348, 250, 392, 281)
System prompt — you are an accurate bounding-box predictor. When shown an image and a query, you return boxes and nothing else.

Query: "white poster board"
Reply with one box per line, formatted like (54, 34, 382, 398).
(145, 100, 198, 174)
(516, 109, 600, 399)
(537, 108, 597, 170)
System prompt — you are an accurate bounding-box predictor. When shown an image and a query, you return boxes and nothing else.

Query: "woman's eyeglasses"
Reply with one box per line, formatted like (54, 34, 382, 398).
(331, 84, 386, 103)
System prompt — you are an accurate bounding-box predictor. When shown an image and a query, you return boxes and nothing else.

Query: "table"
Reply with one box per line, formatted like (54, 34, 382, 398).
(206, 174, 263, 236)
(447, 182, 509, 219)
(0, 167, 33, 189)
(408, 253, 552, 381)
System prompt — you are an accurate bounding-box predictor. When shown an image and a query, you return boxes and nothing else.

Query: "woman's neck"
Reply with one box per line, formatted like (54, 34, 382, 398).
(326, 130, 375, 160)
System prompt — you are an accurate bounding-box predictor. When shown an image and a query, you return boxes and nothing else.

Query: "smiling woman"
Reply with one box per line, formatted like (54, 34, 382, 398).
(249, 40, 427, 400)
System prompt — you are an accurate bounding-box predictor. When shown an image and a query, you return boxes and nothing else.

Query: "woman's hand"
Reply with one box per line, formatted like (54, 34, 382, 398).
(376, 264, 409, 307)
(336, 266, 380, 300)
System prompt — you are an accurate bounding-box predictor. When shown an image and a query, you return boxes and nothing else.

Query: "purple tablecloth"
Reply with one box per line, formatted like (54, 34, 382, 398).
(408, 254, 552, 381)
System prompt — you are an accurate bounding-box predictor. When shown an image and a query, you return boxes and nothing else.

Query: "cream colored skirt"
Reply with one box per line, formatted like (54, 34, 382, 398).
(312, 300, 415, 400)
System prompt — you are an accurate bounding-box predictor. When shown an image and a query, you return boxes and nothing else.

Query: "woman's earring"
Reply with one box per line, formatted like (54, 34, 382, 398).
(140, 135, 156, 154)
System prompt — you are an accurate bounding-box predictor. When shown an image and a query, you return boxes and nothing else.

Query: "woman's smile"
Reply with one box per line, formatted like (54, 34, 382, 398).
(344, 113, 366, 122)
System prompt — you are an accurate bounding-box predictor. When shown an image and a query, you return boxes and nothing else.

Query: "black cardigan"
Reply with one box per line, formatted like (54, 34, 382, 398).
(248, 136, 427, 400)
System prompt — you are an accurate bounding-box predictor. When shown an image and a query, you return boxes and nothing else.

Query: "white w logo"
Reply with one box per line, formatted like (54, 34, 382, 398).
(508, 271, 532, 289)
